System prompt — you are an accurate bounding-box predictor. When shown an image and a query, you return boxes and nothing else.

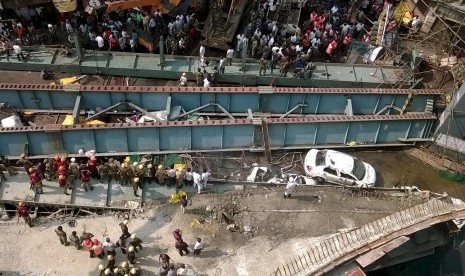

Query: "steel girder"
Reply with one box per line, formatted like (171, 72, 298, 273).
(0, 114, 436, 157)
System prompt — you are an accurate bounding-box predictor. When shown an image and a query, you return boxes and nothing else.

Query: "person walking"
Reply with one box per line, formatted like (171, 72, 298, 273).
(116, 234, 128, 254)
(129, 233, 143, 252)
(103, 237, 116, 256)
(12, 42, 25, 61)
(193, 171, 202, 194)
(120, 219, 131, 239)
(16, 201, 33, 227)
(80, 169, 93, 192)
(28, 168, 44, 194)
(193, 237, 203, 255)
(167, 164, 176, 187)
(127, 246, 136, 264)
(284, 176, 297, 198)
(226, 48, 234, 65)
(132, 177, 141, 197)
(156, 164, 165, 185)
(173, 229, 182, 241)
(55, 226, 69, 246)
(180, 194, 188, 214)
(258, 56, 268, 76)
(69, 231, 81, 250)
(175, 239, 190, 256)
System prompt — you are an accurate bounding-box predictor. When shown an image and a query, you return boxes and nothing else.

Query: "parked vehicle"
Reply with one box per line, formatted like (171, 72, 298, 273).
(304, 149, 376, 187)
(246, 166, 316, 185)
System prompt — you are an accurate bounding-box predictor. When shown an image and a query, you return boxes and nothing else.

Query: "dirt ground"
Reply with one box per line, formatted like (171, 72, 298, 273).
(0, 186, 423, 276)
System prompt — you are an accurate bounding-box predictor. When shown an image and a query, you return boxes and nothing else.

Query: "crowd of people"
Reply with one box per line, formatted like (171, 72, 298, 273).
(0, 152, 212, 199)
(16, 202, 200, 275)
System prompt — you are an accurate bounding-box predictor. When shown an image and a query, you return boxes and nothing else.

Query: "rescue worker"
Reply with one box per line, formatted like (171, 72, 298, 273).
(44, 159, 54, 180)
(177, 166, 186, 188)
(28, 168, 43, 194)
(195, 68, 203, 86)
(179, 72, 188, 86)
(16, 201, 33, 227)
(103, 237, 117, 256)
(80, 169, 93, 192)
(83, 238, 94, 258)
(58, 174, 70, 195)
(92, 238, 104, 259)
(114, 267, 122, 276)
(135, 164, 145, 179)
(130, 162, 138, 176)
(99, 162, 111, 184)
(98, 264, 105, 276)
(107, 254, 116, 269)
(69, 231, 81, 250)
(159, 253, 171, 268)
(129, 233, 143, 252)
(108, 158, 120, 183)
(55, 225, 69, 246)
(130, 267, 141, 276)
(116, 234, 128, 254)
(258, 56, 268, 76)
(104, 268, 112, 276)
(120, 163, 132, 186)
(69, 157, 80, 180)
(156, 165, 165, 185)
(16, 154, 33, 171)
(52, 155, 62, 178)
(0, 155, 17, 176)
(132, 177, 141, 197)
(185, 168, 193, 186)
(88, 156, 100, 179)
(121, 261, 130, 274)
(120, 219, 131, 239)
(36, 159, 46, 179)
(127, 246, 136, 264)
(80, 229, 94, 243)
(145, 163, 154, 184)
(167, 164, 176, 187)
(284, 176, 297, 198)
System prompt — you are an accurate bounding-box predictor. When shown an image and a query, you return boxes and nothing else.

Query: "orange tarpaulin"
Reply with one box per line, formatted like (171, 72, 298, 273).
(106, 0, 161, 13)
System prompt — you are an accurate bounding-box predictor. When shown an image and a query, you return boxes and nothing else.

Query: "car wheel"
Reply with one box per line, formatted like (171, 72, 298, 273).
(314, 177, 325, 184)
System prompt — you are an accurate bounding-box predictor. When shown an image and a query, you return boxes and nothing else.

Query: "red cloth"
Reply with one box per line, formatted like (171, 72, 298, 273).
(80, 171, 91, 182)
(87, 161, 97, 173)
(29, 171, 41, 184)
(17, 206, 29, 217)
(58, 177, 67, 187)
(83, 239, 93, 251)
(53, 160, 63, 171)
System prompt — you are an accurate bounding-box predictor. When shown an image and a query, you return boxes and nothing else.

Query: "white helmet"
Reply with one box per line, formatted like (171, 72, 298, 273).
(71, 157, 76, 162)
(121, 261, 128, 268)
(114, 267, 121, 273)
(47, 23, 53, 28)
(123, 219, 129, 225)
(108, 254, 114, 260)
(128, 246, 134, 252)
(289, 177, 295, 183)
(130, 268, 137, 274)
(147, 164, 153, 169)
(131, 233, 136, 239)
(138, 164, 143, 169)
(133, 162, 138, 166)
(158, 165, 163, 169)
(98, 264, 105, 270)
(134, 177, 139, 182)
(104, 269, 111, 275)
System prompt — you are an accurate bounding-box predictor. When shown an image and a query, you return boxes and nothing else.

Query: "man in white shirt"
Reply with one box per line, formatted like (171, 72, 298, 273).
(185, 168, 193, 186)
(12, 43, 25, 61)
(226, 48, 234, 65)
(199, 44, 205, 59)
(284, 177, 297, 198)
(177, 263, 188, 275)
(219, 57, 225, 73)
(167, 165, 176, 187)
(193, 171, 202, 194)
(179, 72, 188, 86)
(95, 35, 104, 50)
(103, 237, 116, 256)
(203, 77, 210, 88)
(193, 237, 204, 255)
(201, 169, 211, 187)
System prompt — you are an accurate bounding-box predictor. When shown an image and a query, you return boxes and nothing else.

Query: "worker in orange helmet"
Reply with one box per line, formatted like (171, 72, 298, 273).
(28, 167, 43, 194)
(17, 201, 33, 227)
(58, 174, 70, 195)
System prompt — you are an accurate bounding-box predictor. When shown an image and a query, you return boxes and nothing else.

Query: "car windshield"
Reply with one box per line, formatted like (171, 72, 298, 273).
(316, 150, 327, 166)
(352, 159, 366, 180)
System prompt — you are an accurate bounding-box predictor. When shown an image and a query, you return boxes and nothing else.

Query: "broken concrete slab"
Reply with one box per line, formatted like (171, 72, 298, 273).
(72, 179, 108, 207)
(36, 179, 72, 204)
(109, 182, 140, 207)
(0, 172, 35, 202)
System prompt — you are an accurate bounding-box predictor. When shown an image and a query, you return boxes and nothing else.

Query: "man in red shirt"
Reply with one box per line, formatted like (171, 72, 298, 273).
(28, 168, 43, 194)
(80, 170, 93, 192)
(17, 201, 33, 227)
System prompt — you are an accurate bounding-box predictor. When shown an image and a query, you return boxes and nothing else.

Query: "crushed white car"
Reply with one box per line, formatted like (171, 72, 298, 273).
(304, 149, 376, 187)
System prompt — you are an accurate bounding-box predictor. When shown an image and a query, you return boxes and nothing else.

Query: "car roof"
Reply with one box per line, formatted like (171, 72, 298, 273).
(326, 150, 355, 174)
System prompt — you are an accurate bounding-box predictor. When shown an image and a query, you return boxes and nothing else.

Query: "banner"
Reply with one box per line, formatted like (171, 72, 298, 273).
(52, 0, 77, 13)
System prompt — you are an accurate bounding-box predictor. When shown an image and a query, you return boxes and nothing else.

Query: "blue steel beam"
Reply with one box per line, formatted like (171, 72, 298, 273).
(0, 114, 436, 157)
(0, 85, 442, 115)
